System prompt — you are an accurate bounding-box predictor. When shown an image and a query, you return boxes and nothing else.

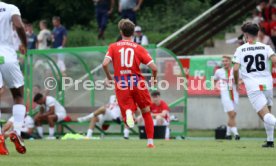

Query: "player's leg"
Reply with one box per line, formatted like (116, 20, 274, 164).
(256, 97, 276, 128)
(96, 9, 103, 39)
(99, 10, 108, 40)
(262, 90, 274, 148)
(0, 73, 8, 155)
(10, 87, 26, 136)
(140, 106, 154, 147)
(78, 106, 106, 122)
(256, 102, 276, 148)
(47, 114, 58, 138)
(0, 134, 8, 155)
(222, 99, 239, 140)
(1, 62, 26, 153)
(156, 115, 165, 126)
(86, 116, 100, 138)
(156, 116, 170, 140)
(116, 89, 136, 128)
(227, 111, 240, 140)
(263, 107, 274, 147)
(133, 87, 154, 147)
(247, 90, 276, 147)
(34, 113, 47, 138)
(123, 125, 130, 139)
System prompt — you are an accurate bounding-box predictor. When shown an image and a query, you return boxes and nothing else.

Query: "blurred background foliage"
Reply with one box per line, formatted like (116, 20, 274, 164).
(4, 0, 213, 47)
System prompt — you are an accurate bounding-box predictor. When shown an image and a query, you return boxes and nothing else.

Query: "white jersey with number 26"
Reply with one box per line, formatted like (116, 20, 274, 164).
(232, 42, 274, 93)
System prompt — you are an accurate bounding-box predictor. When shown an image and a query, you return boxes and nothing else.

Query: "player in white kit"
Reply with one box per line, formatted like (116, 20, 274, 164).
(77, 95, 130, 139)
(233, 22, 276, 148)
(0, 2, 27, 155)
(33, 93, 67, 139)
(213, 55, 240, 140)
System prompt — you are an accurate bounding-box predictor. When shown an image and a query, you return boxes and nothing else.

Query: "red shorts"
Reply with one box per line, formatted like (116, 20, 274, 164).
(115, 87, 152, 121)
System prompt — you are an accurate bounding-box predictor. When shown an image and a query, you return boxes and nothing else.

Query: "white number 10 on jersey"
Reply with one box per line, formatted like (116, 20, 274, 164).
(119, 48, 134, 67)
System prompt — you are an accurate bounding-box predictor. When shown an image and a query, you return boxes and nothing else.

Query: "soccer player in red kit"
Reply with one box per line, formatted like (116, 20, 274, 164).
(102, 19, 157, 148)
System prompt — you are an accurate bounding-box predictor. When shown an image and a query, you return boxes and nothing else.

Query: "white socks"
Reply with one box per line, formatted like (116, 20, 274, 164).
(124, 128, 130, 138)
(37, 126, 43, 138)
(231, 127, 239, 136)
(264, 113, 276, 126)
(87, 129, 93, 138)
(147, 139, 154, 145)
(226, 126, 231, 136)
(227, 126, 239, 136)
(264, 123, 274, 142)
(12, 104, 26, 136)
(165, 127, 170, 139)
(49, 127, 55, 137)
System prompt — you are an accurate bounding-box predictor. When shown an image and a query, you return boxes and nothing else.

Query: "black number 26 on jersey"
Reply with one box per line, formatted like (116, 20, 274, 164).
(244, 54, 265, 73)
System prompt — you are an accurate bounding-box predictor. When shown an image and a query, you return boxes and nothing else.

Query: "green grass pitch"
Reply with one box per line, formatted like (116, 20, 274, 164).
(0, 139, 276, 166)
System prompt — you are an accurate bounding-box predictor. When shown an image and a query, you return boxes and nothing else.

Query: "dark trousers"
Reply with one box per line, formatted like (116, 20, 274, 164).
(121, 9, 136, 24)
(96, 8, 109, 31)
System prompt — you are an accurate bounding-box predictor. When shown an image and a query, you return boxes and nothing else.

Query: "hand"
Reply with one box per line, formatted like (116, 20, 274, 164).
(118, 6, 122, 13)
(19, 45, 27, 55)
(104, 77, 114, 87)
(237, 80, 243, 91)
(133, 6, 140, 12)
(108, 9, 113, 15)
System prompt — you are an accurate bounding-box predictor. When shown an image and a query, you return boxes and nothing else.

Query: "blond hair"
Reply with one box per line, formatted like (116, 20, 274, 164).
(118, 19, 135, 37)
(222, 55, 232, 60)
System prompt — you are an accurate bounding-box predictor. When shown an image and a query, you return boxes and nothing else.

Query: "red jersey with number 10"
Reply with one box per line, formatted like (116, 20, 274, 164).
(105, 40, 153, 77)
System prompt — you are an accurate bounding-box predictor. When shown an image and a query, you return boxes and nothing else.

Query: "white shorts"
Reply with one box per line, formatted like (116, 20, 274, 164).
(221, 99, 237, 113)
(247, 90, 273, 112)
(0, 62, 24, 88)
(96, 109, 118, 126)
(56, 111, 67, 122)
(153, 118, 169, 126)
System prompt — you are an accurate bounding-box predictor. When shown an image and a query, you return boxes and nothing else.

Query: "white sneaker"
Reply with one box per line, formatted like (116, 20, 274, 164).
(126, 109, 135, 128)
(46, 136, 56, 140)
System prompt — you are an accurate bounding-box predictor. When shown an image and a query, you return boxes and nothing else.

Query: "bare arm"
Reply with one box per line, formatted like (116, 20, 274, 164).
(43, 106, 55, 116)
(102, 58, 113, 80)
(39, 106, 45, 114)
(62, 36, 67, 48)
(152, 110, 168, 118)
(270, 54, 276, 66)
(12, 15, 27, 54)
(118, 0, 122, 12)
(133, 0, 143, 12)
(148, 62, 158, 86)
(108, 0, 115, 14)
(233, 63, 240, 85)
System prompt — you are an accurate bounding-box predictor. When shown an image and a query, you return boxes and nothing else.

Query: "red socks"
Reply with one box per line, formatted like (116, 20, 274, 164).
(142, 112, 154, 139)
